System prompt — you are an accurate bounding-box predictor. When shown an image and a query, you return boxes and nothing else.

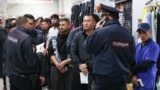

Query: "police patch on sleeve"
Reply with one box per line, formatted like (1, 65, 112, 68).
(112, 40, 130, 48)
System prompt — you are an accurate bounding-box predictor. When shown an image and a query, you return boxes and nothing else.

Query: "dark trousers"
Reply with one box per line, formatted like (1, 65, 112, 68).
(72, 73, 88, 90)
(0, 58, 4, 77)
(32, 76, 42, 90)
(51, 66, 72, 90)
(94, 74, 127, 90)
(9, 75, 34, 90)
(72, 72, 93, 90)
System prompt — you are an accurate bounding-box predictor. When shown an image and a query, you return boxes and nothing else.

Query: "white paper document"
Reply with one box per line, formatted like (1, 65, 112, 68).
(80, 72, 88, 84)
(36, 42, 44, 53)
(137, 79, 144, 87)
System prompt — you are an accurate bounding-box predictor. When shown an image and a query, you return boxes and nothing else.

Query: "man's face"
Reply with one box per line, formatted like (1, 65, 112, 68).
(138, 30, 151, 42)
(82, 15, 96, 31)
(40, 21, 49, 31)
(25, 18, 35, 31)
(51, 18, 58, 26)
(35, 18, 42, 27)
(59, 21, 70, 33)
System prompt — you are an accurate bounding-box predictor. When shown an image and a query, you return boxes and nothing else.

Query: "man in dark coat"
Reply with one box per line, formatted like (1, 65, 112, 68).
(84, 4, 136, 90)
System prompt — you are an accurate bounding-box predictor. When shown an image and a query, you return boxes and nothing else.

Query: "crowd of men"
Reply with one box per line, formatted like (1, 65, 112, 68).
(0, 4, 159, 90)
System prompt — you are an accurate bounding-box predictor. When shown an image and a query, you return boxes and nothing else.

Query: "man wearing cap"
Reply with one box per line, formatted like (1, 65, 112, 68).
(84, 4, 136, 90)
(132, 23, 159, 90)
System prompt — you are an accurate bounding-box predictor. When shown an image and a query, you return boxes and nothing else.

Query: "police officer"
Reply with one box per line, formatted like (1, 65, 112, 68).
(4, 16, 47, 90)
(132, 23, 159, 90)
(84, 4, 136, 90)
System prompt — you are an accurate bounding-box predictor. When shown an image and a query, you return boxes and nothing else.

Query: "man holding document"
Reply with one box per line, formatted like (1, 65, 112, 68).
(132, 23, 159, 90)
(71, 14, 99, 90)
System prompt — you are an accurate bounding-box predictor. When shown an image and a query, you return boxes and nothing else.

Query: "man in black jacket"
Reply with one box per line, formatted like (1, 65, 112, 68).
(4, 16, 47, 90)
(71, 13, 99, 90)
(48, 18, 72, 90)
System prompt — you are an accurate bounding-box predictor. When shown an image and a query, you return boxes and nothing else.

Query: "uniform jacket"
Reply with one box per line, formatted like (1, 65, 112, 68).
(84, 20, 136, 77)
(0, 28, 7, 60)
(4, 26, 43, 76)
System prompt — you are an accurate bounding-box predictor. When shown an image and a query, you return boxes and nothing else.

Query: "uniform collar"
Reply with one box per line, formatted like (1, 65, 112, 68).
(17, 26, 32, 35)
(104, 20, 120, 26)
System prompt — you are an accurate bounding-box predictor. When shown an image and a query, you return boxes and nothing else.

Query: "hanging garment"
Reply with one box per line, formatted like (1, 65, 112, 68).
(151, 9, 156, 42)
(144, 12, 152, 28)
(156, 7, 160, 44)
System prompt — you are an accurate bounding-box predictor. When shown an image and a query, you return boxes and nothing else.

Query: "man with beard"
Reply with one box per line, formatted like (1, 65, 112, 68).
(48, 18, 72, 90)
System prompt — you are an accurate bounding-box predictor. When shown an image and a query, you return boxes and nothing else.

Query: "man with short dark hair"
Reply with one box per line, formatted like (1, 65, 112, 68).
(24, 14, 48, 90)
(84, 4, 136, 90)
(48, 14, 59, 43)
(50, 14, 59, 29)
(71, 13, 99, 90)
(4, 16, 47, 90)
(48, 18, 72, 90)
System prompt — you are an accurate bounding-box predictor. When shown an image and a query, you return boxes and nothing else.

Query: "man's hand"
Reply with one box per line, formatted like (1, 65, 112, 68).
(132, 75, 139, 86)
(40, 48, 47, 56)
(59, 67, 67, 73)
(82, 69, 88, 76)
(95, 16, 106, 29)
(39, 76, 46, 86)
(32, 45, 36, 53)
(79, 64, 87, 71)
(79, 64, 88, 76)
(56, 62, 65, 71)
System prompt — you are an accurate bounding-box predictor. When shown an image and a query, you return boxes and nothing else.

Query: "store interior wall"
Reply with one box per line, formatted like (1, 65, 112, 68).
(0, 0, 7, 17)
(58, 0, 75, 18)
(1, 0, 79, 18)
(132, 0, 146, 43)
(0, 0, 59, 18)
(7, 3, 58, 18)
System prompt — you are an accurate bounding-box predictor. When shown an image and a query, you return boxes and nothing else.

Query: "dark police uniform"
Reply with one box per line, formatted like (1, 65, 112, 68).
(0, 28, 7, 77)
(84, 4, 136, 90)
(4, 26, 44, 90)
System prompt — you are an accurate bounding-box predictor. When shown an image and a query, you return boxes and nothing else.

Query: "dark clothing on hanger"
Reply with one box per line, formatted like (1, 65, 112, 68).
(71, 0, 95, 27)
